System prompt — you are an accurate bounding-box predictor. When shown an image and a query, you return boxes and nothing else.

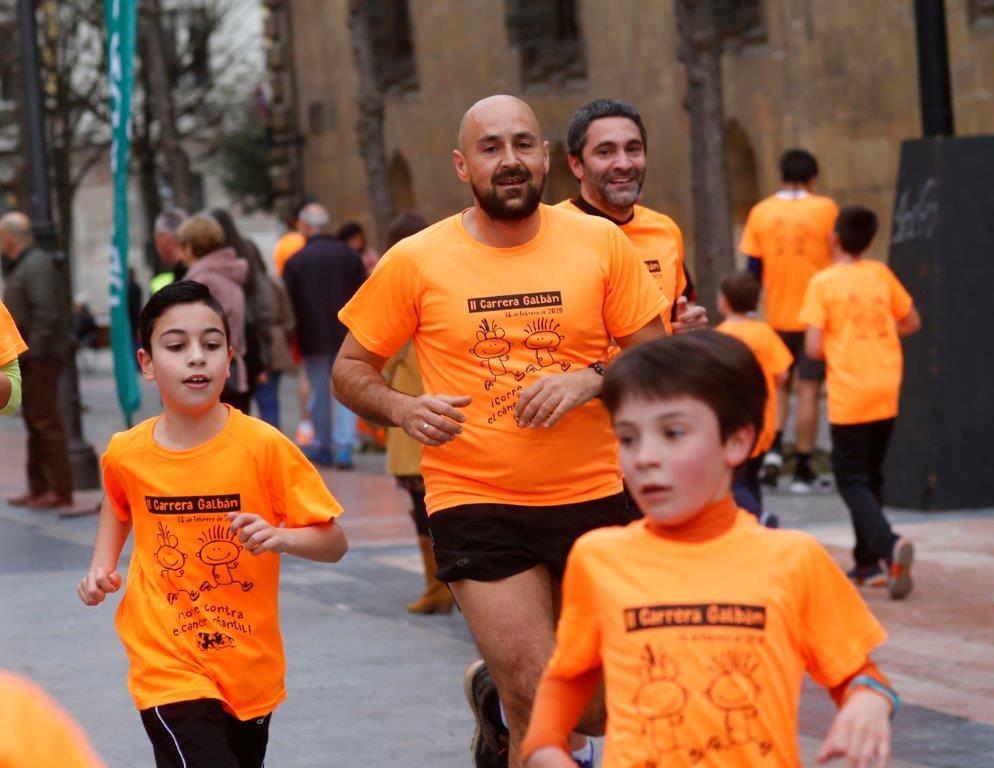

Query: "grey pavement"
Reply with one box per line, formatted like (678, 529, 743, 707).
(1, 357, 992, 766)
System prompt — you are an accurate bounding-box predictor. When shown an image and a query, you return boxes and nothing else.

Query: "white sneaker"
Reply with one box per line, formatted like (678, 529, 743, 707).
(760, 451, 783, 487)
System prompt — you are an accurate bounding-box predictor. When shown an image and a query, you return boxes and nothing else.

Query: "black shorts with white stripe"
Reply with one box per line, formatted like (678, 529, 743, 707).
(139, 698, 271, 768)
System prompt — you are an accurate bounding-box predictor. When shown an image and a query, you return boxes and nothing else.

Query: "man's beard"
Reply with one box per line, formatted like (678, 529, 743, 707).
(472, 165, 545, 221)
(590, 166, 645, 209)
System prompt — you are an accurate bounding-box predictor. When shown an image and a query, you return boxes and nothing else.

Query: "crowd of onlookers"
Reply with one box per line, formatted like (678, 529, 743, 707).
(145, 203, 381, 470)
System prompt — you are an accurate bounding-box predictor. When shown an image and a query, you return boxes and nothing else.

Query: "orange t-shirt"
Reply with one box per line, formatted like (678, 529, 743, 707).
(0, 671, 106, 767)
(101, 406, 344, 718)
(339, 204, 666, 513)
(558, 199, 686, 333)
(739, 192, 839, 331)
(0, 300, 27, 366)
(799, 260, 914, 425)
(273, 231, 305, 276)
(716, 318, 793, 455)
(542, 507, 886, 767)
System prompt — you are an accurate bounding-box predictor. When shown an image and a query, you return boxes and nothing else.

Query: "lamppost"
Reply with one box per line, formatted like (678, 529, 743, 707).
(16, 0, 100, 490)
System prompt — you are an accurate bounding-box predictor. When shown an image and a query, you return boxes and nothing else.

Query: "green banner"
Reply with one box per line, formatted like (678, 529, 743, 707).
(105, 0, 140, 425)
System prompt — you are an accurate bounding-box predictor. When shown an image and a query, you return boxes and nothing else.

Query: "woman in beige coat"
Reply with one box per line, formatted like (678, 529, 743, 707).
(382, 213, 453, 615)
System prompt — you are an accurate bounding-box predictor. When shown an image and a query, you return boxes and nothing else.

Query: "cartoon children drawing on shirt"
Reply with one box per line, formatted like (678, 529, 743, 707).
(154, 522, 199, 604)
(197, 524, 253, 593)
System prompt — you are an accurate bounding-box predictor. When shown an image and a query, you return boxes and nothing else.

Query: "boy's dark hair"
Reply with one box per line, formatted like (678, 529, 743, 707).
(834, 206, 878, 255)
(602, 332, 766, 450)
(140, 280, 230, 354)
(720, 271, 761, 314)
(566, 99, 647, 160)
(779, 149, 819, 183)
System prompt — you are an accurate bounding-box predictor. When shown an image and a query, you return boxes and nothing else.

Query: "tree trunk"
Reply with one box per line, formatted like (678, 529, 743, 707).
(346, 0, 395, 249)
(143, 0, 194, 212)
(676, 0, 734, 318)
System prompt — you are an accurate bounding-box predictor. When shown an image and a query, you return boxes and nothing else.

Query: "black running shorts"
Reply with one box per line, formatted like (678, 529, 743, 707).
(140, 698, 271, 768)
(777, 329, 826, 381)
(429, 492, 638, 583)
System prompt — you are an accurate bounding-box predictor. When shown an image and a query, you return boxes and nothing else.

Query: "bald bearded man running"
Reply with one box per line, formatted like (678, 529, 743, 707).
(333, 95, 667, 767)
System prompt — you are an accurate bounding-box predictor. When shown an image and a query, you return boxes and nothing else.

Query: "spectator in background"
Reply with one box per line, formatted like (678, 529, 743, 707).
(176, 214, 250, 412)
(248, 244, 297, 430)
(273, 202, 307, 277)
(0, 211, 73, 509)
(150, 208, 188, 294)
(381, 213, 454, 615)
(209, 208, 273, 406)
(284, 204, 366, 468)
(337, 221, 380, 275)
(72, 294, 99, 350)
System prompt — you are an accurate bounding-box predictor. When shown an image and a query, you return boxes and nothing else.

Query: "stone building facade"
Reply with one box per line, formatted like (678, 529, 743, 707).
(264, 0, 994, 264)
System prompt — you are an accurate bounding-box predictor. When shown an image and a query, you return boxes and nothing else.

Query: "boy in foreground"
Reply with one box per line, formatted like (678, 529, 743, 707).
(77, 281, 348, 767)
(522, 332, 898, 768)
(716, 271, 793, 525)
(800, 207, 921, 599)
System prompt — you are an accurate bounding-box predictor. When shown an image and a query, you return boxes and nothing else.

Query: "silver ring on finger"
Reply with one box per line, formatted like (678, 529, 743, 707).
(422, 422, 431, 432)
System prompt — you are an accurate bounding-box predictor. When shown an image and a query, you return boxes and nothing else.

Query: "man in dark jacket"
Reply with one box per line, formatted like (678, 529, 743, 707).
(283, 203, 366, 468)
(0, 212, 73, 508)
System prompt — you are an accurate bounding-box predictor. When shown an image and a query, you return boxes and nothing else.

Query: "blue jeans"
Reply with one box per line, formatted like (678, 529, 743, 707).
(253, 372, 282, 429)
(302, 353, 357, 455)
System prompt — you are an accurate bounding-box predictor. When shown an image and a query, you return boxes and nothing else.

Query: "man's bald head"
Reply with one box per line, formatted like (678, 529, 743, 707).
(0, 212, 33, 259)
(457, 95, 542, 151)
(453, 95, 549, 223)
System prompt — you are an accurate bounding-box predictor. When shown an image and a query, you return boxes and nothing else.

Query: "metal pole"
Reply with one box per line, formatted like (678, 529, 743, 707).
(913, 0, 955, 137)
(16, 0, 100, 490)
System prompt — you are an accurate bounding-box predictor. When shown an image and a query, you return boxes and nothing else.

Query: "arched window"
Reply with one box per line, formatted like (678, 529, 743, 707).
(389, 152, 415, 213)
(367, 0, 418, 94)
(505, 0, 587, 87)
(725, 120, 759, 265)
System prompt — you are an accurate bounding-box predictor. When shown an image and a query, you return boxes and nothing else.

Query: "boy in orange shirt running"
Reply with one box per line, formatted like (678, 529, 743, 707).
(799, 207, 921, 600)
(716, 272, 793, 526)
(77, 281, 348, 768)
(522, 332, 898, 768)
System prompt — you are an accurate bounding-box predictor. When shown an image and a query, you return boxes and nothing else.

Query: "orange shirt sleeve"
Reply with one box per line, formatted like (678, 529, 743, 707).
(521, 544, 603, 758)
(337, 245, 420, 358)
(798, 278, 826, 330)
(798, 539, 888, 688)
(603, 226, 668, 338)
(0, 302, 27, 366)
(0, 672, 107, 768)
(828, 658, 892, 708)
(739, 206, 762, 257)
(768, 327, 795, 376)
(887, 268, 914, 320)
(100, 439, 131, 523)
(267, 436, 344, 527)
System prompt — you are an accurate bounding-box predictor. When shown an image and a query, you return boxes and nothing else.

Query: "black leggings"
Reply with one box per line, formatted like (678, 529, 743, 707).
(140, 698, 271, 768)
(831, 419, 898, 565)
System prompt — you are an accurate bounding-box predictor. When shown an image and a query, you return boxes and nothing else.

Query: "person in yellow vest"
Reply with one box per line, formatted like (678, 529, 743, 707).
(382, 212, 455, 615)
(150, 208, 188, 294)
(557, 99, 706, 334)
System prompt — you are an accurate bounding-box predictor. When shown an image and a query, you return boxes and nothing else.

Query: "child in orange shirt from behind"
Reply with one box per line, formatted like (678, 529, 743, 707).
(77, 281, 348, 768)
(523, 332, 898, 768)
(716, 271, 793, 526)
(799, 206, 921, 600)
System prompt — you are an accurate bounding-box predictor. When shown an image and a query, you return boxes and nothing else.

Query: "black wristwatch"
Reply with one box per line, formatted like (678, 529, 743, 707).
(588, 361, 607, 376)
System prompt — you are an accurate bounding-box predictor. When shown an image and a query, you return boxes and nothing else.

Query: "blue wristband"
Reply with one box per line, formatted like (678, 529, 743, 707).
(850, 675, 900, 719)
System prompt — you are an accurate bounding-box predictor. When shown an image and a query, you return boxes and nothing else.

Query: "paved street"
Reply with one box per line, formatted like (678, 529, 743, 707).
(1, 360, 993, 767)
